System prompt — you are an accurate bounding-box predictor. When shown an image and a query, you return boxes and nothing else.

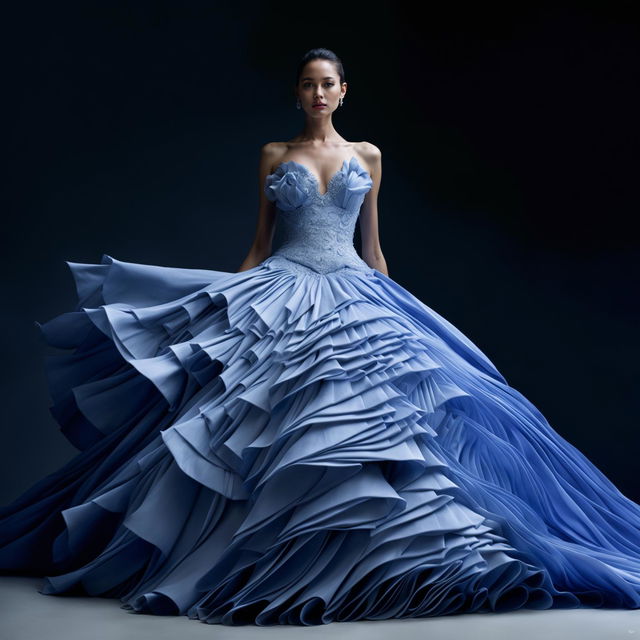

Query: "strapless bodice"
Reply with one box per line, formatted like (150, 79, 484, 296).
(263, 156, 373, 275)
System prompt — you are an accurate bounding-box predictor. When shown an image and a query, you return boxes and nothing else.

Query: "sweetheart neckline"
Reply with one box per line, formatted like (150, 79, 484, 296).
(267, 155, 370, 198)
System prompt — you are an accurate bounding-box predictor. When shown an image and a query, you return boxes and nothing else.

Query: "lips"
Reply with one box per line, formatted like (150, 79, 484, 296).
(313, 103, 327, 107)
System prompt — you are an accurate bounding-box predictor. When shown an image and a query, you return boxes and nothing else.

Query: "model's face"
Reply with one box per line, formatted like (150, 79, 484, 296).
(296, 59, 345, 116)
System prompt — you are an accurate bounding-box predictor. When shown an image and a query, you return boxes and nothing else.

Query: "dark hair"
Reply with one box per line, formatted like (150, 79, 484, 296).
(295, 48, 345, 85)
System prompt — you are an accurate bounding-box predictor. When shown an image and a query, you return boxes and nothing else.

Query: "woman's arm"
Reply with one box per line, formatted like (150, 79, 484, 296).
(359, 143, 389, 276)
(236, 143, 280, 272)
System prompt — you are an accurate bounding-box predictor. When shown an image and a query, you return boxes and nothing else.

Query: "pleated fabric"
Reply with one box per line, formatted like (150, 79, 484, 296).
(1, 253, 639, 625)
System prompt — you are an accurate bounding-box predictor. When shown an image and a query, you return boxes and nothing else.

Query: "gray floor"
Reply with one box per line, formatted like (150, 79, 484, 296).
(0, 576, 638, 640)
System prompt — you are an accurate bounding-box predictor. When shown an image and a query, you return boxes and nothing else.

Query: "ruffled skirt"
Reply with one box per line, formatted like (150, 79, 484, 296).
(1, 253, 639, 625)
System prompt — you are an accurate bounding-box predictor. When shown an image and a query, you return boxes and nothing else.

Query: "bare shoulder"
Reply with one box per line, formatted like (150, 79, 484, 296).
(357, 141, 381, 158)
(260, 142, 288, 172)
(355, 141, 382, 176)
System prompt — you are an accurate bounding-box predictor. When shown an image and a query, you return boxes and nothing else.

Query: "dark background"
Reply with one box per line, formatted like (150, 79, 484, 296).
(2, 1, 638, 505)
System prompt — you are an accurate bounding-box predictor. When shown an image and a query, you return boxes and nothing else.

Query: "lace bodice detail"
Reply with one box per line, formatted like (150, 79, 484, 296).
(263, 156, 373, 275)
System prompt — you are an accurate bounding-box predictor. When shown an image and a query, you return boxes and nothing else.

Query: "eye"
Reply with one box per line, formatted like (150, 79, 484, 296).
(302, 81, 335, 88)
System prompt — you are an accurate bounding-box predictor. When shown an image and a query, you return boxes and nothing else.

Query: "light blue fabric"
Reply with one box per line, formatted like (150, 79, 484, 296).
(264, 155, 374, 273)
(1, 155, 640, 624)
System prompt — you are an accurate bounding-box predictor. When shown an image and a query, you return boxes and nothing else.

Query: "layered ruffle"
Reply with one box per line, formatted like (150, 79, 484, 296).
(1, 253, 639, 625)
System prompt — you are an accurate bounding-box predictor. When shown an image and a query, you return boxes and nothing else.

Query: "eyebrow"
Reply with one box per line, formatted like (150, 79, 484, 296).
(301, 76, 335, 81)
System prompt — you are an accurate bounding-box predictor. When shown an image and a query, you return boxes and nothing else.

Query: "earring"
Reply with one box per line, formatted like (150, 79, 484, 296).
(339, 97, 344, 106)
(296, 98, 301, 109)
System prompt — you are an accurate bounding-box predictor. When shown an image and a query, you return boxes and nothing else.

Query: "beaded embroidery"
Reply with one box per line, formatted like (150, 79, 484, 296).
(263, 158, 374, 276)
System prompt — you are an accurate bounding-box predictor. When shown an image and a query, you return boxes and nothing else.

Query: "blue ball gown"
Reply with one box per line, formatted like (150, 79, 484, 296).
(1, 156, 639, 625)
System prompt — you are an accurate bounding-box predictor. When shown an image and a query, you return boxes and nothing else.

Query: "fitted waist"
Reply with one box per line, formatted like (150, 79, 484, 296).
(271, 242, 371, 275)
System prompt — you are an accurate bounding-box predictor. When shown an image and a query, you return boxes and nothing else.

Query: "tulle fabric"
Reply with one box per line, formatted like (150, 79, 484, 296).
(1, 253, 639, 625)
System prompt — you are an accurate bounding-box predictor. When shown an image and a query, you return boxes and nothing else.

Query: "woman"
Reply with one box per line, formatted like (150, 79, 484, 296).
(1, 47, 640, 626)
